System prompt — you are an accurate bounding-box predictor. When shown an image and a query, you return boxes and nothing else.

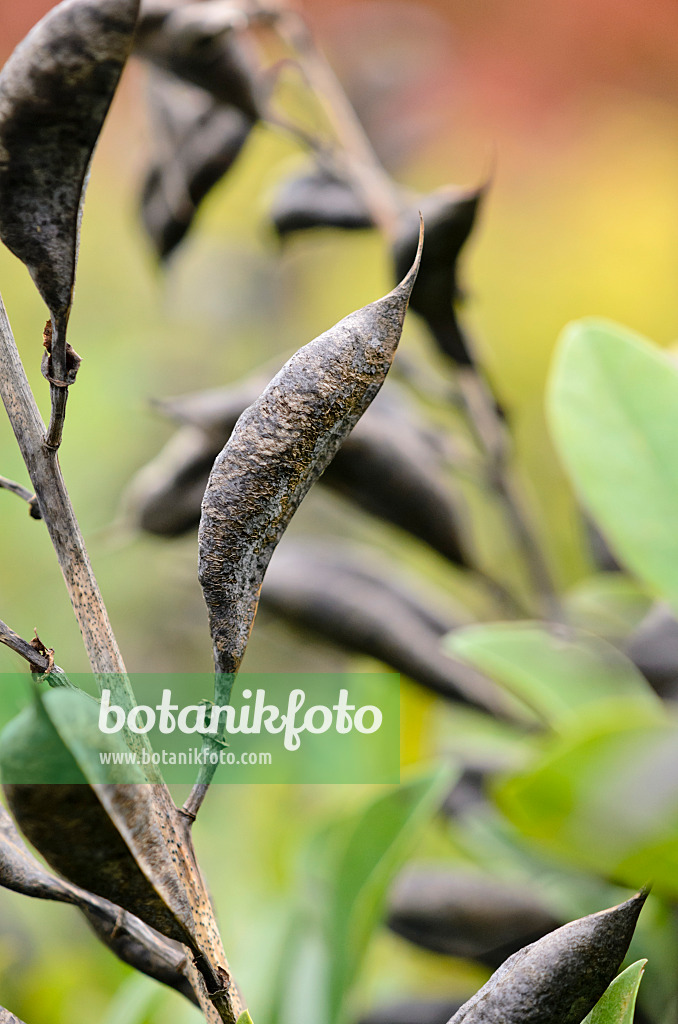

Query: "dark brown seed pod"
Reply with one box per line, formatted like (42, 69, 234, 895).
(359, 999, 465, 1024)
(0, 803, 197, 1005)
(134, 0, 261, 121)
(0, 0, 140, 380)
(393, 187, 485, 366)
(261, 542, 512, 717)
(446, 890, 647, 1024)
(625, 603, 678, 700)
(141, 68, 253, 260)
(269, 165, 374, 238)
(0, 689, 242, 1024)
(0, 1008, 25, 1024)
(198, 227, 423, 674)
(387, 868, 560, 967)
(127, 380, 468, 565)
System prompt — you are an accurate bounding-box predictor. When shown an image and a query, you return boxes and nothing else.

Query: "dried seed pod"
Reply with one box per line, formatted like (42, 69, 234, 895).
(0, 688, 243, 1023)
(625, 603, 678, 700)
(393, 187, 485, 366)
(134, 0, 261, 121)
(0, 804, 197, 1004)
(261, 543, 511, 717)
(359, 999, 464, 1024)
(446, 891, 647, 1024)
(0, 1008, 25, 1024)
(269, 166, 374, 239)
(127, 381, 468, 565)
(199, 229, 422, 674)
(141, 68, 253, 259)
(387, 868, 560, 967)
(0, 0, 139, 377)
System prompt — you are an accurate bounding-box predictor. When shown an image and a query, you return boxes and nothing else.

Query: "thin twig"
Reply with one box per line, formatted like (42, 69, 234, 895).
(0, 474, 41, 518)
(0, 619, 52, 673)
(456, 368, 563, 620)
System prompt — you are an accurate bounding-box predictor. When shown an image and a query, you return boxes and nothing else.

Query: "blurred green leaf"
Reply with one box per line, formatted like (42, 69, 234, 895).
(327, 766, 453, 1024)
(495, 709, 678, 895)
(549, 319, 678, 615)
(564, 574, 653, 642)
(445, 622, 659, 729)
(582, 959, 646, 1024)
(100, 974, 164, 1024)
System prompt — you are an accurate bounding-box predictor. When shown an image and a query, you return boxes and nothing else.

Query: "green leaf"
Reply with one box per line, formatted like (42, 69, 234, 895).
(495, 710, 678, 895)
(548, 318, 678, 615)
(327, 766, 453, 1024)
(445, 622, 659, 729)
(582, 960, 647, 1024)
(100, 975, 164, 1024)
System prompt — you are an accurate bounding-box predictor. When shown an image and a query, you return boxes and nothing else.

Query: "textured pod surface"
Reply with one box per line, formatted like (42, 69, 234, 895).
(270, 166, 374, 238)
(388, 868, 560, 967)
(0, 804, 197, 1004)
(393, 187, 484, 366)
(447, 891, 647, 1024)
(0, 1009, 25, 1024)
(141, 68, 253, 259)
(0, 0, 139, 343)
(199, 232, 422, 673)
(261, 543, 510, 716)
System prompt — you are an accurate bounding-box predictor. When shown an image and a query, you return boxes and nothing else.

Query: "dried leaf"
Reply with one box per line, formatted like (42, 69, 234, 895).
(0, 803, 197, 1004)
(447, 891, 647, 1024)
(269, 165, 373, 238)
(134, 0, 261, 120)
(0, 0, 139, 372)
(393, 187, 485, 366)
(387, 868, 560, 967)
(127, 381, 468, 564)
(141, 68, 253, 259)
(261, 543, 511, 716)
(1, 688, 244, 1023)
(198, 229, 423, 673)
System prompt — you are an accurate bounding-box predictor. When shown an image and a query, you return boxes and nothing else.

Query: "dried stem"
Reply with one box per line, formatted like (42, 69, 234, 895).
(45, 381, 69, 450)
(456, 368, 562, 619)
(0, 475, 41, 518)
(0, 620, 52, 673)
(0, 292, 136, 703)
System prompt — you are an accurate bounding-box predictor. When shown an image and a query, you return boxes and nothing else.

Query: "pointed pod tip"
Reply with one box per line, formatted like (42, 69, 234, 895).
(391, 211, 424, 304)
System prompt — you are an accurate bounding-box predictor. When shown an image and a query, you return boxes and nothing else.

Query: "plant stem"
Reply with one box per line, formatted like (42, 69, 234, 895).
(0, 293, 136, 700)
(0, 619, 52, 673)
(456, 367, 563, 619)
(183, 673, 236, 822)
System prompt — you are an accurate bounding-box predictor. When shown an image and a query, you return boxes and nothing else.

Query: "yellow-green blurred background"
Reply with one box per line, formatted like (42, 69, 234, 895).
(1, 1, 678, 1021)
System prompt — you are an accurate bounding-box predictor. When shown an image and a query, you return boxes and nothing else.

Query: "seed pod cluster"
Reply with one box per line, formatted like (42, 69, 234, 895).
(199, 231, 422, 673)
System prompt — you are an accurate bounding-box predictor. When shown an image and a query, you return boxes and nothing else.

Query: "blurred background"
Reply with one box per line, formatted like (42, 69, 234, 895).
(1, 1, 678, 1022)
